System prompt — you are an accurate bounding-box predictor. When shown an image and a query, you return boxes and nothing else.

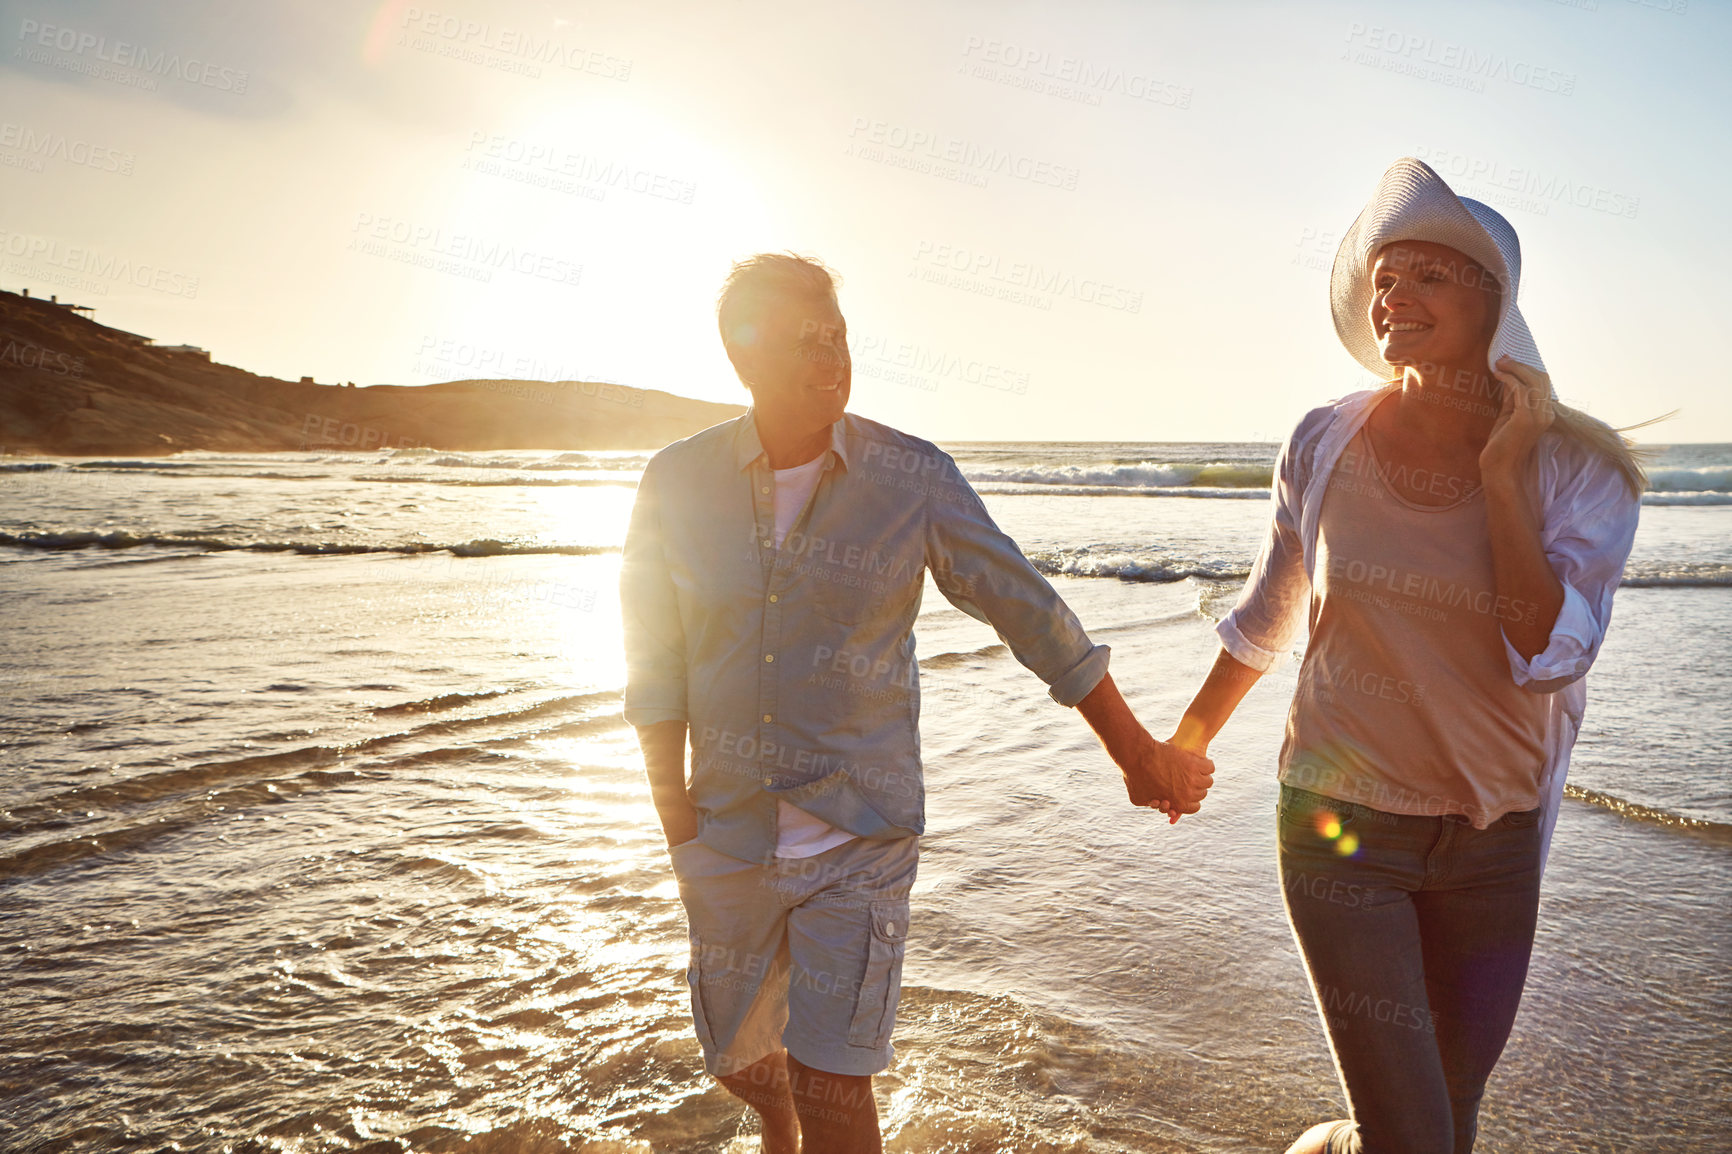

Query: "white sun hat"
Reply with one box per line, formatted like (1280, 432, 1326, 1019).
(1331, 156, 1544, 381)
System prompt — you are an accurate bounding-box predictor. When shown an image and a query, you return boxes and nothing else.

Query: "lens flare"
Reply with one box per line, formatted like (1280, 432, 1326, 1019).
(1310, 809, 1361, 857)
(361, 0, 418, 67)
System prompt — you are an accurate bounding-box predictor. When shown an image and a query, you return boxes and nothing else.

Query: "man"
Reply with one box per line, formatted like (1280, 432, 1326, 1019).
(621, 253, 1213, 1152)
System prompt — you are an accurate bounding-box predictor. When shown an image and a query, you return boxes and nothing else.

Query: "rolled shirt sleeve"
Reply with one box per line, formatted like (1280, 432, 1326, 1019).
(1218, 417, 1315, 671)
(619, 458, 690, 727)
(923, 451, 1110, 707)
(1502, 444, 1641, 694)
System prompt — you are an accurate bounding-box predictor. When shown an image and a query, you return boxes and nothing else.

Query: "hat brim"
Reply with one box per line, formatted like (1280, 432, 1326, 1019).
(1330, 158, 1544, 381)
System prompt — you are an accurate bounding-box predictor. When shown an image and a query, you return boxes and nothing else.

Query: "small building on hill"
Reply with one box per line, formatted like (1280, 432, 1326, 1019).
(158, 345, 210, 359)
(16, 287, 95, 315)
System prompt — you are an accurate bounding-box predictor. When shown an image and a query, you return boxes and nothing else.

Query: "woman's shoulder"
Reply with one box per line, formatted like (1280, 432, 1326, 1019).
(1282, 386, 1388, 469)
(1539, 425, 1594, 468)
(1537, 424, 1643, 521)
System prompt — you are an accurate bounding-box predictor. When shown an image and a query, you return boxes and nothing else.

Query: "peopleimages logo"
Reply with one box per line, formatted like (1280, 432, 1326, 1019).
(911, 240, 1143, 313)
(348, 213, 583, 288)
(694, 726, 919, 800)
(1412, 146, 1639, 220)
(412, 335, 641, 405)
(1327, 555, 1540, 626)
(740, 520, 921, 584)
(846, 118, 1081, 191)
(0, 123, 134, 175)
(463, 132, 696, 205)
(0, 339, 84, 377)
(851, 333, 1030, 396)
(1343, 23, 1577, 95)
(398, 8, 631, 80)
(15, 19, 250, 93)
(959, 36, 1193, 109)
(0, 228, 199, 298)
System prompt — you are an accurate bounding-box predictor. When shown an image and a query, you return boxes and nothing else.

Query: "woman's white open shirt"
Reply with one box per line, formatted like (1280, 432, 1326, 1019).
(1219, 385, 1642, 869)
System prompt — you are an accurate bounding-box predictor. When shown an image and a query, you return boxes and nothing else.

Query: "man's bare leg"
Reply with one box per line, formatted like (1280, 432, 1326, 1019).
(786, 1053, 880, 1154)
(717, 1050, 800, 1154)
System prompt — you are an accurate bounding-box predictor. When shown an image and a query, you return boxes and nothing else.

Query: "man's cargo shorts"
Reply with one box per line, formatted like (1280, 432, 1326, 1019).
(668, 833, 918, 1077)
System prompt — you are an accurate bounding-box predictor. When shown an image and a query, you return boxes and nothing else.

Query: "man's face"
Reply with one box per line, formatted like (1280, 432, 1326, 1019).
(735, 294, 851, 431)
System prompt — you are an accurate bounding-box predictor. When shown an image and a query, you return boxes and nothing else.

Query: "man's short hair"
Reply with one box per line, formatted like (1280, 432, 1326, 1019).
(716, 253, 839, 351)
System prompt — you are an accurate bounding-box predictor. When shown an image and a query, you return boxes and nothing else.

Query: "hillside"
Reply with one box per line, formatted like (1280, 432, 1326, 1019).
(0, 290, 744, 455)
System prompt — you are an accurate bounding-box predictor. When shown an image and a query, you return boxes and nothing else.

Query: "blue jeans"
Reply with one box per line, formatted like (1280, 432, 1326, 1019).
(1276, 784, 1545, 1154)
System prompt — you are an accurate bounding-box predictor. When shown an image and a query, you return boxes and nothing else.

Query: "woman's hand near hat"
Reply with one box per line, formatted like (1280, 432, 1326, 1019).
(1481, 356, 1555, 481)
(1480, 355, 1566, 659)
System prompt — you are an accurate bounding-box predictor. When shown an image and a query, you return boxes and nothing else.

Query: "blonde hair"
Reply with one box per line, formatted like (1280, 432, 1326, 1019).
(1473, 267, 1654, 496)
(1385, 368, 1658, 496)
(716, 252, 839, 350)
(1551, 403, 1657, 496)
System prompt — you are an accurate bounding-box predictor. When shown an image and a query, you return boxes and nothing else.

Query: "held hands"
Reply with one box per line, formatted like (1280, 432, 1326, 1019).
(1075, 673, 1214, 824)
(1482, 357, 1554, 481)
(1120, 730, 1215, 824)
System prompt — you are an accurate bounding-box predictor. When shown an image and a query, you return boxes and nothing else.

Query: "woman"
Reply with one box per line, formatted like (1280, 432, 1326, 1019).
(1169, 159, 1643, 1153)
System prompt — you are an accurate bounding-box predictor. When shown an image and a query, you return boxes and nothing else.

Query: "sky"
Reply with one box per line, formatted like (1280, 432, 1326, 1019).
(0, 0, 1726, 443)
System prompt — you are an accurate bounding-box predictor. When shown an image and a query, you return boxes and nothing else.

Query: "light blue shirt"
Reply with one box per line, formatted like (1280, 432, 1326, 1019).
(621, 410, 1110, 862)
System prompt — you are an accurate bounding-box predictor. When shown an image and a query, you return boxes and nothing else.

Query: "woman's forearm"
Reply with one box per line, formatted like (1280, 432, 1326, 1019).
(1483, 478, 1564, 660)
(1173, 648, 1264, 753)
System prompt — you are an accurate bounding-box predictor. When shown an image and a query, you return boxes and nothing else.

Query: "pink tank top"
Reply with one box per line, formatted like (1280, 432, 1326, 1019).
(1280, 429, 1549, 827)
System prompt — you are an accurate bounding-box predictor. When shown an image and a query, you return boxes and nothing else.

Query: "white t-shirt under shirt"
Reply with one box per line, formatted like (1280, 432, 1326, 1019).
(1280, 428, 1549, 826)
(770, 455, 861, 859)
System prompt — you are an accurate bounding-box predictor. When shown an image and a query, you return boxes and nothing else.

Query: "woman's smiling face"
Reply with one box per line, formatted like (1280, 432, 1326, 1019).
(1369, 240, 1501, 371)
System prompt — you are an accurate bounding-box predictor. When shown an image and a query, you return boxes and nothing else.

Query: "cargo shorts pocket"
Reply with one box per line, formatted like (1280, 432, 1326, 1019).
(686, 936, 718, 1056)
(846, 900, 908, 1048)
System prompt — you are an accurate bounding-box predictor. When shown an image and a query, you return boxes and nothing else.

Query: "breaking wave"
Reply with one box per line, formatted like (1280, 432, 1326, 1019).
(1647, 466, 1732, 493)
(0, 530, 619, 557)
(966, 461, 1274, 489)
(1564, 784, 1732, 844)
(1618, 561, 1732, 587)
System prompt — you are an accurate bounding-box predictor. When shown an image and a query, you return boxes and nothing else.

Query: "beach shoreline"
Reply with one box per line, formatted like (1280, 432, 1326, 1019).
(1, 447, 1725, 1151)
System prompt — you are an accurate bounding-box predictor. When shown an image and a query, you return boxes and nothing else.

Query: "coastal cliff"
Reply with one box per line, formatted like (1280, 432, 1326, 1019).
(0, 289, 744, 455)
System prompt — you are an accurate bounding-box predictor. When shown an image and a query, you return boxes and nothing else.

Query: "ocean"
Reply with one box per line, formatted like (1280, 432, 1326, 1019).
(2, 441, 1727, 1152)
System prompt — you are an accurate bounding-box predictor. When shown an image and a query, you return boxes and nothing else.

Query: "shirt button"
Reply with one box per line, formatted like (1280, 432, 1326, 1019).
(763, 776, 773, 786)
(886, 922, 898, 935)
(760, 486, 770, 495)
(762, 540, 773, 548)
(764, 653, 775, 663)
(768, 594, 779, 603)
(762, 713, 773, 723)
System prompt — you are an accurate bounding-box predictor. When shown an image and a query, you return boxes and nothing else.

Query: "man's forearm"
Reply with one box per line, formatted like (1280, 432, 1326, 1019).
(1074, 672, 1150, 764)
(636, 720, 697, 845)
